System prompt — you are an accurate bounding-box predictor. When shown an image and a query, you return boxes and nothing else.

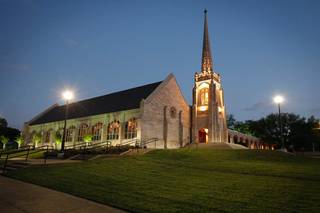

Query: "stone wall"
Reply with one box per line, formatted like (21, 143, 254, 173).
(140, 74, 191, 149)
(24, 109, 141, 147)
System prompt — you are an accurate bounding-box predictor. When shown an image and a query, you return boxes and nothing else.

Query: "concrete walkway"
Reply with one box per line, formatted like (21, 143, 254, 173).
(0, 176, 127, 213)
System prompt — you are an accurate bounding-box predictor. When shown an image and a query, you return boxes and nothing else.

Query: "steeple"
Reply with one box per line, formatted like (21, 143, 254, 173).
(201, 9, 213, 73)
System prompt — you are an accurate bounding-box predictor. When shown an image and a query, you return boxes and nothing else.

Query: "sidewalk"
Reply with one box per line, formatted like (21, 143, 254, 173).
(0, 176, 127, 213)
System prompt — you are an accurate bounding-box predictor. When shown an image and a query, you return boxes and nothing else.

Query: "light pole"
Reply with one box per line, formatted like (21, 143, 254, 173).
(61, 90, 74, 152)
(273, 95, 285, 150)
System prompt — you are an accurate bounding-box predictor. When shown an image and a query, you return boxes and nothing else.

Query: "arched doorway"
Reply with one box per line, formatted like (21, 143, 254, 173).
(198, 128, 208, 143)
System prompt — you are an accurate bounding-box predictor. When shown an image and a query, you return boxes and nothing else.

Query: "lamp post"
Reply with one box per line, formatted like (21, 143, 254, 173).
(273, 95, 285, 150)
(61, 90, 74, 152)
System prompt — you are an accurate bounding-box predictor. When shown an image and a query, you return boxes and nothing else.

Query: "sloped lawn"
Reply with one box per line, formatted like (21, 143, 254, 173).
(8, 149, 320, 213)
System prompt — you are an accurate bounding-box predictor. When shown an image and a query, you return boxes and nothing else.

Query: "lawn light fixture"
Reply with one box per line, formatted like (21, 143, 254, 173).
(61, 90, 74, 152)
(273, 95, 285, 150)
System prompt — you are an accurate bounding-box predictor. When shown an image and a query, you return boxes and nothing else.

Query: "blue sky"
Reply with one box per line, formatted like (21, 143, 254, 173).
(0, 0, 319, 129)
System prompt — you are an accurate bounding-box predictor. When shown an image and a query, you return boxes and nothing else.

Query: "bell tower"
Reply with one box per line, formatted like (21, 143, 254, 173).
(192, 10, 228, 143)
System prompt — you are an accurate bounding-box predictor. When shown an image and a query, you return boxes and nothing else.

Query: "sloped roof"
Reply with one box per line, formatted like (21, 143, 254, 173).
(29, 81, 162, 125)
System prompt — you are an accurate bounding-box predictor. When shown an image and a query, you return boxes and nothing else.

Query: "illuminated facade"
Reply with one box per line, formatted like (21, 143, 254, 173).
(192, 10, 228, 143)
(24, 74, 191, 149)
(23, 11, 262, 149)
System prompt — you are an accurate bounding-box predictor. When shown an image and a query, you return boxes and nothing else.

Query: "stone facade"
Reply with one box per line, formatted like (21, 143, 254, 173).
(140, 74, 190, 149)
(191, 10, 228, 144)
(23, 74, 190, 149)
(22, 11, 259, 150)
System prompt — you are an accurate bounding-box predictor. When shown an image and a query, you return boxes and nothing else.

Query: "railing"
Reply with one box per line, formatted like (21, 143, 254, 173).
(117, 139, 140, 147)
(1, 145, 53, 174)
(0, 145, 34, 159)
(64, 141, 88, 150)
(81, 141, 112, 153)
(140, 138, 159, 148)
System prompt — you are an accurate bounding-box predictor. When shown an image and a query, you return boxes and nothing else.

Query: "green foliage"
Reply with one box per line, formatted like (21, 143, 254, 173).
(15, 135, 24, 146)
(8, 149, 320, 213)
(0, 126, 20, 141)
(0, 135, 9, 144)
(55, 131, 62, 144)
(0, 135, 9, 149)
(232, 113, 320, 150)
(226, 114, 236, 129)
(83, 134, 93, 143)
(0, 117, 8, 128)
(32, 132, 41, 144)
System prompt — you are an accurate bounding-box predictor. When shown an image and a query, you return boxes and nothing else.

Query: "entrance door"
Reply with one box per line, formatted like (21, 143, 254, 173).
(198, 128, 207, 143)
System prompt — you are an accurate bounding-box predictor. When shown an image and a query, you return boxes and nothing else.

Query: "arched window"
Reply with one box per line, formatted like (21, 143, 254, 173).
(66, 126, 75, 142)
(125, 118, 137, 139)
(107, 120, 120, 140)
(92, 123, 103, 141)
(198, 88, 209, 106)
(78, 124, 89, 142)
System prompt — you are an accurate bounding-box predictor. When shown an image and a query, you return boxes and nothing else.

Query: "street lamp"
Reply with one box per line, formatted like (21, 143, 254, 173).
(273, 95, 285, 150)
(61, 90, 74, 152)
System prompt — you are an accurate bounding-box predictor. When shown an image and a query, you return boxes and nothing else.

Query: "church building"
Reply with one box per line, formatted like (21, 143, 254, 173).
(23, 11, 259, 149)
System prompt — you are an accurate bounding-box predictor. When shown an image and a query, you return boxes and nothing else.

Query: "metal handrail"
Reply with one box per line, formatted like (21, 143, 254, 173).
(117, 139, 140, 147)
(80, 141, 112, 159)
(0, 145, 33, 159)
(84, 141, 112, 151)
(141, 138, 158, 147)
(1, 145, 53, 174)
(64, 141, 88, 149)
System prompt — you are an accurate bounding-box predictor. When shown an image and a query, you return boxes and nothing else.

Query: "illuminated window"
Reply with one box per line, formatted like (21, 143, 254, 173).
(198, 88, 209, 106)
(66, 126, 75, 142)
(107, 121, 120, 140)
(125, 118, 137, 139)
(92, 122, 103, 141)
(78, 123, 89, 142)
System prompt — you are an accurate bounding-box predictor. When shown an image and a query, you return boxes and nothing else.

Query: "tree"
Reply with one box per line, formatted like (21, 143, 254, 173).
(234, 120, 255, 136)
(0, 135, 9, 150)
(55, 131, 62, 144)
(32, 132, 42, 147)
(83, 134, 93, 143)
(15, 135, 24, 148)
(227, 114, 237, 129)
(0, 117, 8, 128)
(54, 131, 62, 150)
(243, 113, 319, 151)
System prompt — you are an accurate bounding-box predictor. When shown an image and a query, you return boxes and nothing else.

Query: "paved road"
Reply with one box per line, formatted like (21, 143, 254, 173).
(0, 176, 127, 213)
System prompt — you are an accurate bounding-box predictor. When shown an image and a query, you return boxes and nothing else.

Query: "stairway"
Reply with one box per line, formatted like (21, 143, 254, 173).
(1, 160, 31, 175)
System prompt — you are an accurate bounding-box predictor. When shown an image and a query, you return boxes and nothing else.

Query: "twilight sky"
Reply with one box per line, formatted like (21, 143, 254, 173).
(0, 0, 319, 129)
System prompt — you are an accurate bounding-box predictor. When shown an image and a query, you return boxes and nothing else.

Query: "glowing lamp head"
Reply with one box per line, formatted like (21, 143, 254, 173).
(62, 90, 74, 101)
(273, 95, 284, 104)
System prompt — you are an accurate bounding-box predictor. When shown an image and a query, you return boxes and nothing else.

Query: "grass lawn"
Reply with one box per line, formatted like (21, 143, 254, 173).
(8, 149, 320, 213)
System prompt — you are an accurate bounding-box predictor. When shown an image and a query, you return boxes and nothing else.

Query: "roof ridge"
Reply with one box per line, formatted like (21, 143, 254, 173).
(62, 81, 163, 107)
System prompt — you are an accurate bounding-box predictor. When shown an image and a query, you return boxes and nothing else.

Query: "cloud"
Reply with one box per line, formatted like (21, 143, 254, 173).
(64, 38, 79, 48)
(243, 102, 269, 111)
(58, 33, 79, 48)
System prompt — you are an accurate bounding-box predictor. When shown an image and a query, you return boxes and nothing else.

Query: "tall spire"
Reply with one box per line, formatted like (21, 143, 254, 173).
(201, 9, 213, 73)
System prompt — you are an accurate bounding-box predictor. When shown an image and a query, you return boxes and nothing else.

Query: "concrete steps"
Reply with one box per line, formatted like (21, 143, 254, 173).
(1, 160, 31, 174)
